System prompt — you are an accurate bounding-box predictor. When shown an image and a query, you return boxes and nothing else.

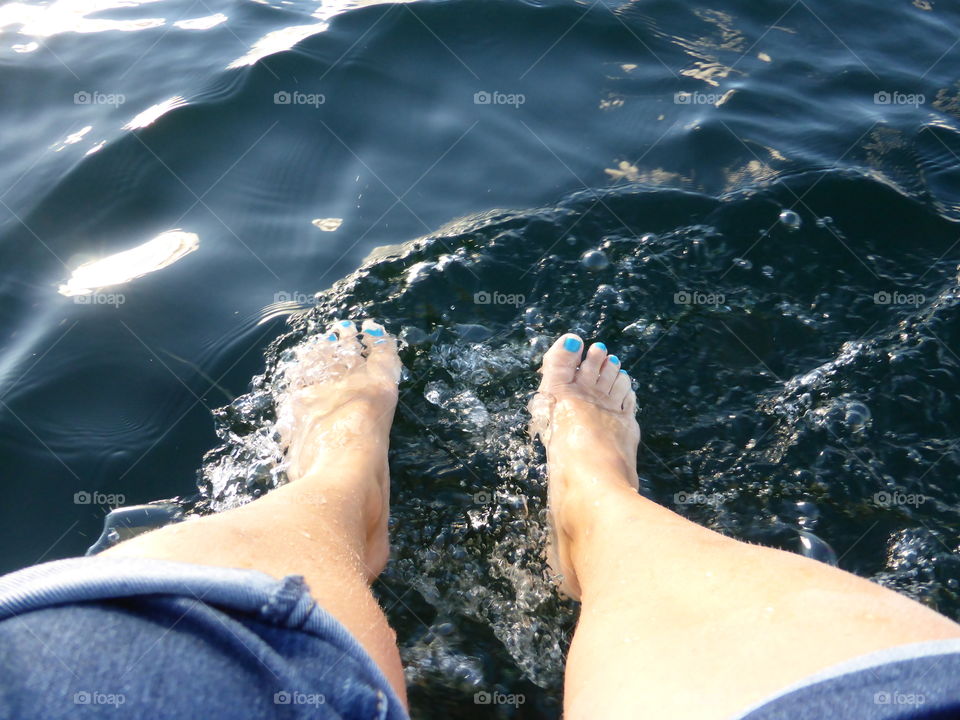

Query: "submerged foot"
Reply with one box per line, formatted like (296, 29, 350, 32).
(529, 333, 640, 600)
(276, 319, 401, 577)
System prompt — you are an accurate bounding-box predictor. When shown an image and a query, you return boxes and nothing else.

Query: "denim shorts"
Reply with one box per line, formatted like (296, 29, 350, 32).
(2, 556, 960, 719)
(0, 556, 409, 719)
(732, 637, 960, 719)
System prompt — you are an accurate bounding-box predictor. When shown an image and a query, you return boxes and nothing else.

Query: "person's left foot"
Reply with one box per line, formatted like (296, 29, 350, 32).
(275, 319, 401, 577)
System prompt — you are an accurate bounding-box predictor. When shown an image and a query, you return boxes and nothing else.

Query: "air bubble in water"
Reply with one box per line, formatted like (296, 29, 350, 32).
(794, 500, 820, 529)
(424, 380, 448, 406)
(798, 530, 838, 566)
(778, 209, 802, 231)
(454, 323, 493, 342)
(580, 249, 610, 271)
(400, 326, 431, 346)
(529, 335, 550, 354)
(523, 306, 543, 326)
(844, 401, 871, 432)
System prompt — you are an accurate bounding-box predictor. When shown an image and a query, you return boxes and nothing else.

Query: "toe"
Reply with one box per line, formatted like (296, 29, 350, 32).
(538, 333, 584, 389)
(330, 319, 363, 363)
(597, 353, 621, 393)
(359, 319, 390, 350)
(286, 334, 338, 387)
(611, 367, 632, 408)
(577, 341, 608, 383)
(360, 319, 401, 384)
(332, 318, 357, 337)
(622, 380, 638, 414)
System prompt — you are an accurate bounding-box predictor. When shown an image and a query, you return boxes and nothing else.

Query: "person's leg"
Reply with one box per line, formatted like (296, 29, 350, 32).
(533, 333, 960, 720)
(105, 320, 406, 704)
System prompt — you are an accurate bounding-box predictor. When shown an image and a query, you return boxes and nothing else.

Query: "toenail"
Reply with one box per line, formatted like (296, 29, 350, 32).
(594, 342, 607, 352)
(365, 327, 384, 336)
(608, 355, 620, 364)
(619, 368, 628, 374)
(563, 337, 582, 352)
(339, 320, 351, 327)
(374, 339, 387, 345)
(326, 333, 337, 341)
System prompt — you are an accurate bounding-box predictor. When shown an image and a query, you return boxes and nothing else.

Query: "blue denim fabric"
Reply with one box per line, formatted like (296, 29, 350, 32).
(733, 638, 960, 719)
(4, 556, 959, 719)
(0, 557, 408, 720)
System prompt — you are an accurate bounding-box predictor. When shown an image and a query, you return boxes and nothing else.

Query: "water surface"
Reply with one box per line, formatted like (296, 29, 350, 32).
(2, 0, 960, 716)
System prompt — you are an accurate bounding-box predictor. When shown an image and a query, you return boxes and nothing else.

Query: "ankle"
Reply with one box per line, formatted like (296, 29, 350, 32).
(559, 480, 638, 556)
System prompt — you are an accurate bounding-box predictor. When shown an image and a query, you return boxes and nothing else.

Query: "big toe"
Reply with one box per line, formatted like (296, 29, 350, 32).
(538, 333, 584, 390)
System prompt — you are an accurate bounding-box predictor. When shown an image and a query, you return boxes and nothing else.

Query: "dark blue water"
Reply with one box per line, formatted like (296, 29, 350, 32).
(2, 0, 960, 716)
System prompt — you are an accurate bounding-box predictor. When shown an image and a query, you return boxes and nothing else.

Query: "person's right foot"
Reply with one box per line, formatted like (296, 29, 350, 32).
(275, 319, 401, 578)
(529, 333, 640, 600)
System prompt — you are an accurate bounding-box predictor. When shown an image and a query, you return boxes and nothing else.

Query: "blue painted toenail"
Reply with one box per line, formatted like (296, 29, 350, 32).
(339, 320, 351, 327)
(375, 339, 387, 345)
(608, 355, 620, 364)
(595, 342, 607, 352)
(619, 369, 628, 374)
(563, 337, 582, 352)
(326, 334, 337, 341)
(365, 327, 384, 336)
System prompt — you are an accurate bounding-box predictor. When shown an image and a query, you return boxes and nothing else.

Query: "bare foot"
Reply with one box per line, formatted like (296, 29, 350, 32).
(275, 319, 401, 578)
(529, 333, 640, 599)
